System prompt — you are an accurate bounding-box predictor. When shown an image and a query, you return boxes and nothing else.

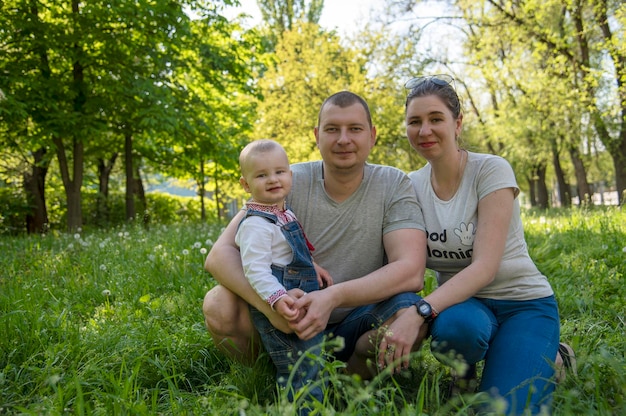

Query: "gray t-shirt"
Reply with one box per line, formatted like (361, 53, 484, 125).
(408, 152, 553, 301)
(287, 161, 425, 323)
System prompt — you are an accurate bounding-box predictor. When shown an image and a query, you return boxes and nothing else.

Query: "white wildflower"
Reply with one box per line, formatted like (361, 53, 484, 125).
(200, 247, 207, 255)
(74, 233, 80, 239)
(101, 289, 111, 297)
(99, 264, 107, 271)
(193, 241, 202, 249)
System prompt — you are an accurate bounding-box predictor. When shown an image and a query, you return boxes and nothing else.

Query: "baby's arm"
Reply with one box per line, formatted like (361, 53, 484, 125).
(273, 295, 298, 321)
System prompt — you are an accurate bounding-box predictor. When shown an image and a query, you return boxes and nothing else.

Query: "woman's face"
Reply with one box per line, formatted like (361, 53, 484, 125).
(405, 94, 462, 161)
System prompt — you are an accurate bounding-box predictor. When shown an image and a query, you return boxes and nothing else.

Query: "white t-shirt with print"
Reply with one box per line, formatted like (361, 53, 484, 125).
(408, 152, 553, 301)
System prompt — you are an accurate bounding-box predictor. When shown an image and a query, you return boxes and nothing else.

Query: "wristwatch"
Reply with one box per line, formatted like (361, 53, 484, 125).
(415, 299, 438, 323)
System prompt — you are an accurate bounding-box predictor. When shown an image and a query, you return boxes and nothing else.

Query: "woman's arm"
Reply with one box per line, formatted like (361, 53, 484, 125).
(425, 187, 515, 313)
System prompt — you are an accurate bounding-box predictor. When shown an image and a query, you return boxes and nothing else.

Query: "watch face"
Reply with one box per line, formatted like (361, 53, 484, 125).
(419, 303, 431, 315)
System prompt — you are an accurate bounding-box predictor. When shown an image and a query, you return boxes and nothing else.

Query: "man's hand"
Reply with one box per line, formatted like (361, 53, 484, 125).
(290, 288, 338, 340)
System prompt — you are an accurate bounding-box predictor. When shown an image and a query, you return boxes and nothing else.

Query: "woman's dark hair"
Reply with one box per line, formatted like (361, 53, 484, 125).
(405, 78, 462, 119)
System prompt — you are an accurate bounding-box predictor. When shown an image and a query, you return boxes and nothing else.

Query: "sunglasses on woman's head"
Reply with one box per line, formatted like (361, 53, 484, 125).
(404, 74, 455, 90)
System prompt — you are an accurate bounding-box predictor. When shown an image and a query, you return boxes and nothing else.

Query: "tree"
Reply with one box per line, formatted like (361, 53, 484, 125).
(1, 0, 257, 231)
(391, 0, 625, 205)
(253, 21, 368, 164)
(467, 0, 625, 204)
(257, 0, 324, 37)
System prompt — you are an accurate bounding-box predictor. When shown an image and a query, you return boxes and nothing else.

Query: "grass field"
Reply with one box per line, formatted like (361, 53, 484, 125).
(1, 207, 624, 415)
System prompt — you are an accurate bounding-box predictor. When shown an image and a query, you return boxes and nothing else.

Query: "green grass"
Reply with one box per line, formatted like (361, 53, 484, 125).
(1, 208, 624, 415)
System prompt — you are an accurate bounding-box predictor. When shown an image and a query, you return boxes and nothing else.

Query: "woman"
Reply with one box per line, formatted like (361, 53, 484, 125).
(403, 75, 575, 414)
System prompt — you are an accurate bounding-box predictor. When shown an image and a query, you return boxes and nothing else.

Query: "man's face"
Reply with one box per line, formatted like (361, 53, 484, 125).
(314, 103, 376, 173)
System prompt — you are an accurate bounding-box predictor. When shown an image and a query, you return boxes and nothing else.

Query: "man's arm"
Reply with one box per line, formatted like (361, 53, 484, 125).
(291, 227, 427, 340)
(204, 210, 293, 333)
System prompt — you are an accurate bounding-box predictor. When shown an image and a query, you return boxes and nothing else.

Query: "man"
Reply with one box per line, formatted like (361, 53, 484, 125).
(203, 91, 428, 378)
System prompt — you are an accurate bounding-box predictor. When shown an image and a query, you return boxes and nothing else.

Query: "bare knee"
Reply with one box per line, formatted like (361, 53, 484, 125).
(202, 286, 260, 364)
(203, 286, 248, 336)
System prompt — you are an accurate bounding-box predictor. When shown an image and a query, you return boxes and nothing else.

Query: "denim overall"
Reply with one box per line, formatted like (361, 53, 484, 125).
(242, 209, 325, 408)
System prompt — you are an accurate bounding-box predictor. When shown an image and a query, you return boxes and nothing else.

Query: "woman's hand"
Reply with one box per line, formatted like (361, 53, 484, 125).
(377, 305, 427, 373)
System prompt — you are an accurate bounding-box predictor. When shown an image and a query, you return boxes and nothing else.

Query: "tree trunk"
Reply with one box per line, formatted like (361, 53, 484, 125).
(530, 165, 549, 209)
(525, 174, 535, 207)
(568, 143, 591, 205)
(54, 135, 84, 231)
(134, 165, 148, 226)
(551, 143, 571, 207)
(214, 166, 222, 219)
(611, 141, 626, 205)
(199, 159, 206, 221)
(124, 129, 135, 221)
(23, 148, 50, 234)
(96, 153, 118, 226)
(613, 151, 626, 206)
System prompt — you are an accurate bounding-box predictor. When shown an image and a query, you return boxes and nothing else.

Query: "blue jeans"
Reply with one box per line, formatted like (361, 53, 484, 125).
(249, 265, 324, 405)
(247, 214, 325, 407)
(326, 292, 422, 362)
(430, 296, 560, 415)
(245, 210, 423, 411)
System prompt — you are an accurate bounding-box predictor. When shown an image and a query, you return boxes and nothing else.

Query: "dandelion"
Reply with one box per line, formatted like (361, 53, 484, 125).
(205, 239, 214, 246)
(622, 246, 626, 253)
(67, 243, 74, 250)
(99, 264, 107, 271)
(200, 247, 207, 255)
(182, 249, 189, 255)
(148, 254, 156, 262)
(102, 289, 111, 297)
(74, 233, 81, 240)
(193, 241, 202, 249)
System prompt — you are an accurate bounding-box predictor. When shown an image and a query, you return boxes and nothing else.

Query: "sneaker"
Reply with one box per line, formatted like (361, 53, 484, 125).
(556, 342, 577, 383)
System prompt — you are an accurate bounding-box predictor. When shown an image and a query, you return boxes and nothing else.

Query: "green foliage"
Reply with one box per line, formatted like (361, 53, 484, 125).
(0, 186, 214, 234)
(0, 186, 29, 235)
(0, 0, 259, 229)
(253, 20, 368, 164)
(1, 209, 624, 414)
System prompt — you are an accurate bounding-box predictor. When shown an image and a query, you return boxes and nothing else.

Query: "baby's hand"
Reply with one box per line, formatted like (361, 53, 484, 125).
(274, 295, 298, 321)
(313, 262, 333, 289)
